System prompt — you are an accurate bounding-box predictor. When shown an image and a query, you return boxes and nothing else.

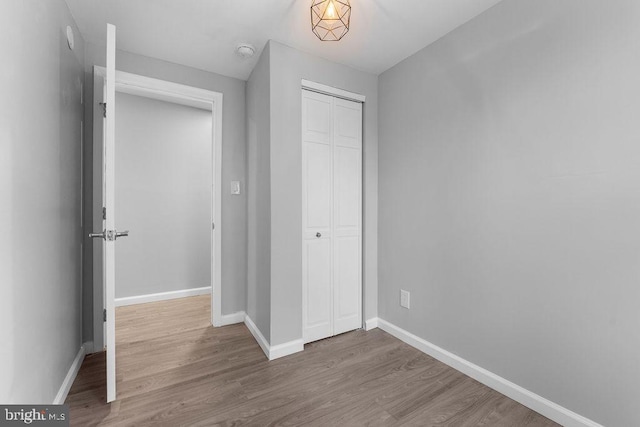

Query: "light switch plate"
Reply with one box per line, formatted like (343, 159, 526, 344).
(400, 290, 410, 309)
(231, 181, 241, 195)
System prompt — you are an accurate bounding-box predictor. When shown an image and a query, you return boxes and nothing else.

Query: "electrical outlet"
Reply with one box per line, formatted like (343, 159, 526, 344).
(400, 290, 410, 309)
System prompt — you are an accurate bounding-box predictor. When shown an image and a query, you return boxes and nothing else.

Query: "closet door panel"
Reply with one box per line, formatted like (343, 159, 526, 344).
(333, 98, 362, 335)
(334, 146, 361, 230)
(305, 142, 332, 230)
(303, 238, 333, 343)
(302, 90, 332, 236)
(333, 145, 361, 334)
(334, 99, 362, 148)
(302, 90, 333, 343)
(303, 95, 332, 144)
(333, 235, 361, 335)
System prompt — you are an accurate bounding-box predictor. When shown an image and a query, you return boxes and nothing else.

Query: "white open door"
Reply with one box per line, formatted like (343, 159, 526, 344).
(104, 23, 119, 404)
(89, 24, 122, 403)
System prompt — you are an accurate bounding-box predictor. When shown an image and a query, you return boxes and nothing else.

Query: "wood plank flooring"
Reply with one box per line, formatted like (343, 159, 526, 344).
(66, 296, 559, 426)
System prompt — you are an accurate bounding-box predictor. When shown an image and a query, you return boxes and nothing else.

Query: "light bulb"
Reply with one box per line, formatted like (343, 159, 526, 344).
(326, 0, 337, 19)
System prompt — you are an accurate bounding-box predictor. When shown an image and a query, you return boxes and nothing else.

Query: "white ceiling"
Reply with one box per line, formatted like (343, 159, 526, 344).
(65, 0, 503, 81)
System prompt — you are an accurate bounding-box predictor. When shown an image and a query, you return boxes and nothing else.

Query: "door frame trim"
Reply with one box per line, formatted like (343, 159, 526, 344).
(93, 67, 224, 337)
(302, 79, 366, 103)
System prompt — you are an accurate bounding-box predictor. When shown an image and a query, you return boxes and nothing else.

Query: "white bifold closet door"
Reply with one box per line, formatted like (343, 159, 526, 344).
(302, 89, 362, 344)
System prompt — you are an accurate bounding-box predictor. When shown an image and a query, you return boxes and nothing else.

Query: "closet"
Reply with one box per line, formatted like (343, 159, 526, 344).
(302, 88, 362, 344)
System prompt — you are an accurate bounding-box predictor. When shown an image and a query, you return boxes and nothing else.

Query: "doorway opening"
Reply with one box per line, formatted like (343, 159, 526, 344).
(113, 91, 212, 308)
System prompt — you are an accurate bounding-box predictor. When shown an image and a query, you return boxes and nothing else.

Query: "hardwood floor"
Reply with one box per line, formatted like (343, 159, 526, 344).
(67, 296, 559, 426)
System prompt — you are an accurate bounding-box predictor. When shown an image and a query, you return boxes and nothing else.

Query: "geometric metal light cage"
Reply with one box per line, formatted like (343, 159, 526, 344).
(311, 0, 351, 41)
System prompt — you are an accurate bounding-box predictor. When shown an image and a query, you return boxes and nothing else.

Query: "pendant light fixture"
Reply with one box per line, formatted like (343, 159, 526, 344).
(311, 0, 351, 41)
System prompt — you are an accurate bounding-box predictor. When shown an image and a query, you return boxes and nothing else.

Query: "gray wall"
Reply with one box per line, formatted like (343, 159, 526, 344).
(268, 41, 378, 346)
(0, 0, 84, 403)
(246, 44, 272, 341)
(115, 93, 212, 299)
(83, 44, 247, 343)
(378, 1, 640, 425)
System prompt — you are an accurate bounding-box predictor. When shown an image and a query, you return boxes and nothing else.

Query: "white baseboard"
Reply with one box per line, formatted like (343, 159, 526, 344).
(83, 341, 95, 355)
(244, 315, 270, 359)
(216, 311, 246, 327)
(53, 343, 86, 404)
(365, 317, 379, 331)
(376, 319, 602, 427)
(115, 286, 211, 307)
(269, 339, 304, 360)
(243, 315, 304, 361)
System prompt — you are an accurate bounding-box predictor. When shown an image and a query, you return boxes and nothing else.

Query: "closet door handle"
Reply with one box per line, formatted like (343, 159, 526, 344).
(316, 232, 322, 238)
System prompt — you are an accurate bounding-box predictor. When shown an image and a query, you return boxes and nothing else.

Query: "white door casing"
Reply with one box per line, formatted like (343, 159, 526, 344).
(302, 89, 362, 344)
(92, 68, 223, 337)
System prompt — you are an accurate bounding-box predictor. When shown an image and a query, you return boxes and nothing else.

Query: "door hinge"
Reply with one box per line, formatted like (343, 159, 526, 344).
(103, 309, 107, 322)
(99, 102, 106, 118)
(212, 222, 215, 230)
(102, 207, 106, 220)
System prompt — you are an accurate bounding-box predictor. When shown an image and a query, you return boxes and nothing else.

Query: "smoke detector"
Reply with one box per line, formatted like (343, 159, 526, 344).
(235, 44, 255, 59)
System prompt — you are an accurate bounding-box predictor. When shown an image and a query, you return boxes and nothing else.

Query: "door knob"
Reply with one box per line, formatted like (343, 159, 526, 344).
(89, 230, 130, 241)
(316, 232, 322, 238)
